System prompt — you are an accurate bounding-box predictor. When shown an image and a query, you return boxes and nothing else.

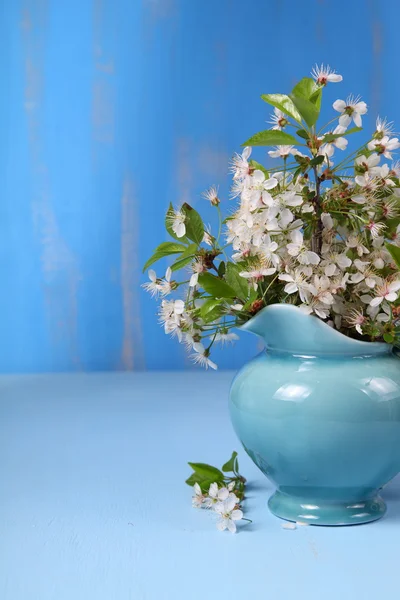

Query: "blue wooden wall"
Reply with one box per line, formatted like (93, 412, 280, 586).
(1, 0, 399, 372)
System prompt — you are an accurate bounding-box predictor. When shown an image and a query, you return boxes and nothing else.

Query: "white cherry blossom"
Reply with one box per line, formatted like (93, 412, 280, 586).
(158, 267, 173, 296)
(202, 185, 220, 206)
(248, 170, 279, 208)
(375, 117, 395, 139)
(268, 145, 300, 159)
(346, 234, 369, 257)
(369, 280, 400, 307)
(346, 308, 367, 335)
(214, 331, 239, 345)
(190, 342, 218, 370)
(192, 483, 206, 508)
(333, 95, 367, 128)
(368, 136, 400, 159)
(231, 146, 252, 180)
(189, 258, 207, 287)
(142, 269, 162, 297)
(287, 230, 320, 265)
(167, 208, 186, 238)
(204, 483, 230, 508)
(355, 153, 381, 176)
(311, 64, 343, 85)
(279, 270, 316, 302)
(269, 107, 288, 130)
(319, 125, 348, 157)
(159, 299, 185, 340)
(240, 264, 276, 289)
(214, 495, 243, 533)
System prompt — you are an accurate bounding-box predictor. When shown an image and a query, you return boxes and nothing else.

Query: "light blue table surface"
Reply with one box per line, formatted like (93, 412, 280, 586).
(1, 372, 398, 600)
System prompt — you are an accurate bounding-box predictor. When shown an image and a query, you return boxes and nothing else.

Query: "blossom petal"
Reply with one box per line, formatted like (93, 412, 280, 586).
(264, 177, 279, 190)
(386, 292, 398, 302)
(333, 99, 346, 112)
(324, 263, 336, 277)
(389, 280, 400, 292)
(335, 137, 348, 150)
(339, 114, 351, 128)
(368, 153, 380, 167)
(174, 299, 185, 314)
(284, 282, 298, 294)
(370, 296, 383, 307)
(189, 273, 199, 287)
(227, 519, 237, 533)
(208, 482, 218, 498)
(207, 358, 218, 370)
(252, 169, 265, 183)
(193, 341, 205, 354)
(279, 274, 294, 283)
(355, 101, 368, 115)
(218, 488, 229, 501)
(231, 509, 244, 521)
(327, 73, 343, 82)
(224, 496, 237, 512)
(176, 222, 186, 238)
(261, 191, 273, 206)
(216, 519, 227, 531)
(242, 146, 251, 160)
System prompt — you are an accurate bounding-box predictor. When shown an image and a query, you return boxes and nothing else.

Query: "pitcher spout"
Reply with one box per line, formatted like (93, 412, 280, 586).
(240, 304, 391, 357)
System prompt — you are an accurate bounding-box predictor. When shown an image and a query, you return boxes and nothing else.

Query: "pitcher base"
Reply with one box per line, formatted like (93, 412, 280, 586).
(268, 490, 386, 526)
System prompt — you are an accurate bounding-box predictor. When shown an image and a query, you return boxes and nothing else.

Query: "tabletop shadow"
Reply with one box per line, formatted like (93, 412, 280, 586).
(381, 475, 400, 521)
(245, 480, 272, 493)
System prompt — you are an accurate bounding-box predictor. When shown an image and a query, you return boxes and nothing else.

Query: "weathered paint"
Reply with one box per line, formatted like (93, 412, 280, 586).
(1, 0, 399, 372)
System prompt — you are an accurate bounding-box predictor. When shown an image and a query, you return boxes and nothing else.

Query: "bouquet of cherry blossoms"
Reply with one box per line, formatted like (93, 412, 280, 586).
(143, 64, 400, 369)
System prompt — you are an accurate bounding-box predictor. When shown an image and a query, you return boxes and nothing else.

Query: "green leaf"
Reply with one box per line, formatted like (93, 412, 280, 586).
(322, 127, 362, 143)
(294, 154, 307, 164)
(202, 306, 225, 323)
(385, 242, 400, 269)
(218, 261, 226, 277)
(182, 203, 204, 245)
(225, 262, 249, 301)
(198, 273, 236, 298)
(200, 298, 223, 317)
(222, 451, 238, 473)
(249, 159, 269, 178)
(242, 129, 299, 147)
(384, 333, 395, 344)
(292, 77, 321, 103)
(310, 88, 323, 110)
(296, 129, 309, 140)
(185, 474, 217, 493)
(170, 255, 194, 272)
(143, 241, 186, 272)
(188, 462, 224, 482)
(309, 155, 325, 166)
(293, 166, 304, 179)
(261, 93, 302, 124)
(289, 93, 319, 128)
(181, 243, 198, 258)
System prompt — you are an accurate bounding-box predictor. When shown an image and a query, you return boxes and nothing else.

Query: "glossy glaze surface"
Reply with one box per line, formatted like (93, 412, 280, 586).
(229, 304, 400, 525)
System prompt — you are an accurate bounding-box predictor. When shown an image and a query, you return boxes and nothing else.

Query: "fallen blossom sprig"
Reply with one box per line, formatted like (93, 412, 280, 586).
(186, 451, 251, 533)
(143, 64, 400, 367)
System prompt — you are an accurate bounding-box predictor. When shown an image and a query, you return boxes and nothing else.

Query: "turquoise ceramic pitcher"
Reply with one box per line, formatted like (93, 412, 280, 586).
(229, 303, 400, 525)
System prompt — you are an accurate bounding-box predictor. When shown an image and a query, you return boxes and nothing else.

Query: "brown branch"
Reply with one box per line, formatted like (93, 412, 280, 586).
(311, 166, 323, 255)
